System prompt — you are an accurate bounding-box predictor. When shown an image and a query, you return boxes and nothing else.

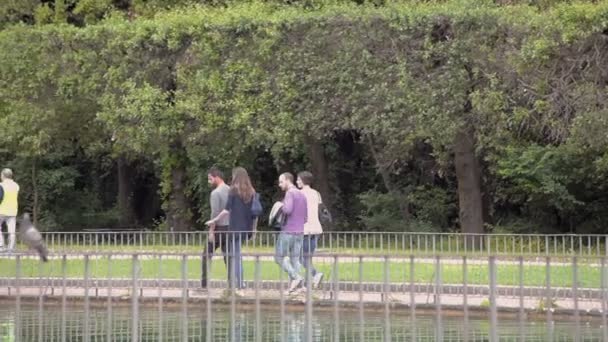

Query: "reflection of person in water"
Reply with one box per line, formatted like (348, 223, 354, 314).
(284, 312, 306, 342)
(229, 312, 246, 342)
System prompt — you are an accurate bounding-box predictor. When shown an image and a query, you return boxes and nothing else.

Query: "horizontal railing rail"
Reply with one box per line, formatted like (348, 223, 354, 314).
(29, 230, 608, 256)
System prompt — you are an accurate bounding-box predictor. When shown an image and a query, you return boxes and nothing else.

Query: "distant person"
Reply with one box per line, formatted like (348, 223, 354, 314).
(297, 171, 325, 289)
(0, 168, 19, 253)
(275, 172, 307, 293)
(201, 166, 230, 289)
(206, 167, 262, 294)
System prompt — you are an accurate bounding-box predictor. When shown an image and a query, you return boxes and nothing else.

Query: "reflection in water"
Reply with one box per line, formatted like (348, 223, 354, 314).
(0, 301, 605, 341)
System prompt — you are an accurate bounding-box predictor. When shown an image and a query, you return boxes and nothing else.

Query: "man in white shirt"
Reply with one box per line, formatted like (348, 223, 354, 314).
(296, 171, 324, 289)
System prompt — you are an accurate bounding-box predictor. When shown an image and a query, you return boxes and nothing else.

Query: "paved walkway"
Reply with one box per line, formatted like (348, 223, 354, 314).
(0, 283, 604, 317)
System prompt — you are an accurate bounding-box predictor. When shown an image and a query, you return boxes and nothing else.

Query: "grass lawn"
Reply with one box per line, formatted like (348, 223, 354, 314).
(35, 243, 607, 259)
(0, 257, 601, 289)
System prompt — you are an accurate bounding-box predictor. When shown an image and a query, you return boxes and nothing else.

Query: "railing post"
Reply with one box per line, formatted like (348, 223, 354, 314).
(84, 254, 90, 342)
(358, 256, 364, 342)
(448, 235, 451, 254)
(434, 255, 441, 306)
(107, 255, 113, 342)
(182, 254, 188, 302)
(519, 256, 525, 342)
(305, 249, 313, 342)
(131, 254, 139, 342)
(279, 249, 285, 340)
(15, 254, 21, 341)
(181, 254, 188, 342)
(255, 255, 262, 342)
(359, 255, 364, 304)
(602, 257, 608, 342)
(61, 255, 67, 342)
(463, 255, 469, 342)
(333, 255, 340, 342)
(489, 256, 498, 342)
(486, 234, 490, 255)
(512, 235, 515, 256)
(573, 256, 580, 342)
(409, 255, 416, 341)
(546, 256, 553, 341)
(383, 255, 391, 342)
(434, 255, 442, 341)
(38, 260, 44, 342)
(383, 255, 390, 305)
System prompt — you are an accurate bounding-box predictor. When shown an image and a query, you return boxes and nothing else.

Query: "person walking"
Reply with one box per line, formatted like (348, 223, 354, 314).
(0, 168, 19, 253)
(297, 171, 325, 289)
(201, 166, 230, 289)
(275, 172, 307, 293)
(206, 167, 262, 295)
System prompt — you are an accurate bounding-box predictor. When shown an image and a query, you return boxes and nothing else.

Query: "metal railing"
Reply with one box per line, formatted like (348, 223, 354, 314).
(35, 230, 608, 256)
(1, 250, 607, 341)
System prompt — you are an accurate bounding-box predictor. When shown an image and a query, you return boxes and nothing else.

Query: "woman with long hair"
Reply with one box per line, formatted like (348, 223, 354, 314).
(206, 167, 261, 293)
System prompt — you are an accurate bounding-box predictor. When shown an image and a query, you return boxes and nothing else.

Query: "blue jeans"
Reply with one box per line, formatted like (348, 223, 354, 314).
(275, 233, 303, 280)
(301, 235, 319, 278)
(225, 233, 244, 289)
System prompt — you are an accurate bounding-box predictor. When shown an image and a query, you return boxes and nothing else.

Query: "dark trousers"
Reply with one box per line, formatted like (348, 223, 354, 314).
(201, 226, 228, 288)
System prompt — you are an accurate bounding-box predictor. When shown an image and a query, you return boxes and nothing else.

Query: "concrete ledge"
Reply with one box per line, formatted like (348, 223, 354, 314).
(1, 291, 604, 321)
(1, 277, 603, 299)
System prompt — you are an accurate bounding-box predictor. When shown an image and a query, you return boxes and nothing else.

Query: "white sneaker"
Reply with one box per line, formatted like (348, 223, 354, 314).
(288, 278, 303, 293)
(290, 286, 306, 297)
(312, 273, 324, 289)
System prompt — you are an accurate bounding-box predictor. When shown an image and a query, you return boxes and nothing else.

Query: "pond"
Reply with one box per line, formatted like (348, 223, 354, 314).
(0, 301, 605, 341)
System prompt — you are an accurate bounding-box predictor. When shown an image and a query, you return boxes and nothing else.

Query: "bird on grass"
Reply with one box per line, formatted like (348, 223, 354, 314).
(19, 213, 48, 262)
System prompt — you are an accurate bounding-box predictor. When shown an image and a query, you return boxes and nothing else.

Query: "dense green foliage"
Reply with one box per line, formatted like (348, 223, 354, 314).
(1, 0, 607, 233)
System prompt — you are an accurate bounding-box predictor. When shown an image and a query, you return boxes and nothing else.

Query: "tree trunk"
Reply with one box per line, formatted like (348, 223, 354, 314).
(454, 127, 485, 247)
(165, 145, 193, 231)
(117, 156, 136, 227)
(366, 135, 411, 220)
(305, 135, 331, 207)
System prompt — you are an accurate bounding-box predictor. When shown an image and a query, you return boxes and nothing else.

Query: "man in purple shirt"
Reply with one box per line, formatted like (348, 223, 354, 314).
(275, 172, 308, 293)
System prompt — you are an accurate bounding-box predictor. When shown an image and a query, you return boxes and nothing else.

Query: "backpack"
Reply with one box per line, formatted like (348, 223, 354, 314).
(250, 192, 263, 217)
(317, 191, 332, 225)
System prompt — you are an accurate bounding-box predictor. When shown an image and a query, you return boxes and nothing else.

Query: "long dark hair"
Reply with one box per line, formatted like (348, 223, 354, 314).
(230, 167, 255, 203)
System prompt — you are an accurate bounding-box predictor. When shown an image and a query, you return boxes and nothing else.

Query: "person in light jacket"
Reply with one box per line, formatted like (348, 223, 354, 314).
(296, 171, 324, 289)
(0, 168, 19, 253)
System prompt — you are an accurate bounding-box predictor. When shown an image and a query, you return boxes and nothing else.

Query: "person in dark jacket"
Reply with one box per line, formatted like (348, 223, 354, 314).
(206, 167, 261, 295)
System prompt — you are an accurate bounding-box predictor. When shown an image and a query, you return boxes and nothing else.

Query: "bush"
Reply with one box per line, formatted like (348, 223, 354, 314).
(357, 188, 453, 232)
